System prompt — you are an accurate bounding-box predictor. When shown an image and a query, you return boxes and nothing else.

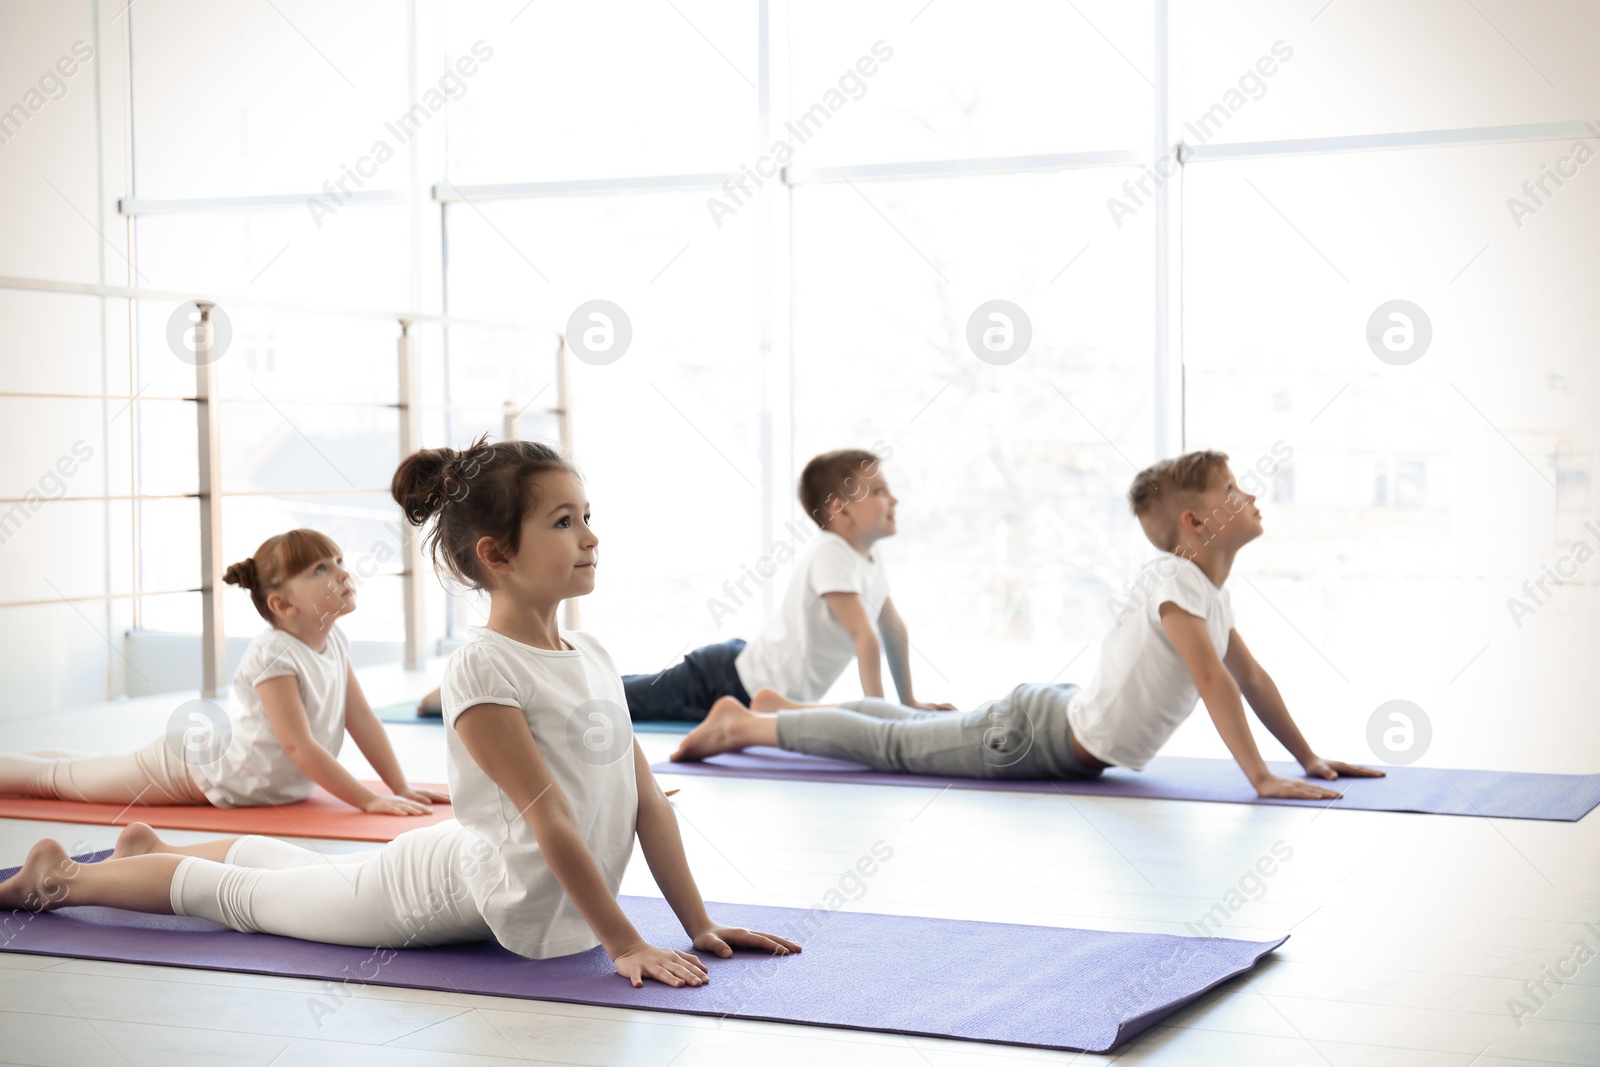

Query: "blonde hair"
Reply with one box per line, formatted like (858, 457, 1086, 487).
(1127, 450, 1231, 551)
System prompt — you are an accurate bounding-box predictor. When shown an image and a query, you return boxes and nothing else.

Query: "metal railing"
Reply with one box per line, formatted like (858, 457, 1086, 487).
(0, 274, 569, 698)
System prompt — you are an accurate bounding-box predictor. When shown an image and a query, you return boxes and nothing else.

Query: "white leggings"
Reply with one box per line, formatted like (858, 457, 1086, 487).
(169, 819, 493, 949)
(0, 736, 209, 805)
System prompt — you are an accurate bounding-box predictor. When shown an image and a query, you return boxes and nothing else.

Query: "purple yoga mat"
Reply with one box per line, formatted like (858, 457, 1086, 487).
(0, 851, 1284, 1053)
(652, 750, 1600, 821)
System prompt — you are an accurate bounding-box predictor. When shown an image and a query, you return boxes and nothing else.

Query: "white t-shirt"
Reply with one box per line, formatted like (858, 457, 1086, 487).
(734, 529, 892, 703)
(192, 625, 350, 808)
(1067, 555, 1234, 771)
(439, 625, 639, 960)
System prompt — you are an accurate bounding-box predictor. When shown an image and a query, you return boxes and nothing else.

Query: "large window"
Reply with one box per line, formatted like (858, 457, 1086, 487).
(443, 190, 763, 673)
(129, 1, 410, 200)
(785, 1, 1153, 165)
(443, 1, 758, 184)
(4, 0, 1594, 726)
(1173, 2, 1600, 762)
(1178, 0, 1584, 142)
(1183, 142, 1599, 759)
(790, 171, 1156, 698)
(434, 0, 1163, 701)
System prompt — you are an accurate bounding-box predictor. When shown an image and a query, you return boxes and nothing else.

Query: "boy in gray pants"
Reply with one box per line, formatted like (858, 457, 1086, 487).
(671, 451, 1383, 798)
(747, 682, 1108, 780)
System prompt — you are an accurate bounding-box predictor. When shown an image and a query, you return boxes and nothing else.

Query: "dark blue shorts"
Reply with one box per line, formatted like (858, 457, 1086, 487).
(621, 637, 752, 723)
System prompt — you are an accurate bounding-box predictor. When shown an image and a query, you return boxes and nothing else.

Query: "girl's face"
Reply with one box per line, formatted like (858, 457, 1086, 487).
(280, 553, 356, 628)
(493, 469, 599, 603)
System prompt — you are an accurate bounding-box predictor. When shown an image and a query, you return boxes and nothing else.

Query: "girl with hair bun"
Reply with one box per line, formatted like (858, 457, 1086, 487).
(0, 528, 445, 815)
(1, 438, 798, 987)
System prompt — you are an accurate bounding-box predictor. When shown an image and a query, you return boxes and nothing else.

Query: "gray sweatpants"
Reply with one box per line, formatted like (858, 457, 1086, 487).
(773, 682, 1104, 780)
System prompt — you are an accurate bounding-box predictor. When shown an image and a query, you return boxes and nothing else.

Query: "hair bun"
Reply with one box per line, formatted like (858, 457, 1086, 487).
(439, 449, 467, 498)
(392, 445, 460, 526)
(223, 558, 258, 589)
(388, 434, 573, 594)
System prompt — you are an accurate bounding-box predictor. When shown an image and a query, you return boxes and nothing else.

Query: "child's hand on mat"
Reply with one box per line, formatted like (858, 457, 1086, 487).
(612, 942, 709, 988)
(908, 699, 958, 711)
(364, 795, 434, 815)
(397, 785, 451, 805)
(1254, 774, 1343, 801)
(1301, 756, 1386, 781)
(691, 924, 802, 958)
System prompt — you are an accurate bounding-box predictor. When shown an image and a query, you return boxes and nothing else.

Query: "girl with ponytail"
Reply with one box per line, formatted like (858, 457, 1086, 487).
(2, 437, 798, 989)
(0, 528, 445, 815)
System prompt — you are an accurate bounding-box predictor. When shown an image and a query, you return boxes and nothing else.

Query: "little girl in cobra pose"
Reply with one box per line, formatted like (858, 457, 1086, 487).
(0, 528, 443, 815)
(0, 439, 797, 986)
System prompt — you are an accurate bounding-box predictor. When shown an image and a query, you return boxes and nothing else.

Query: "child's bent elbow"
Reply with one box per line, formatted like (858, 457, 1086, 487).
(1192, 669, 1238, 700)
(279, 741, 313, 765)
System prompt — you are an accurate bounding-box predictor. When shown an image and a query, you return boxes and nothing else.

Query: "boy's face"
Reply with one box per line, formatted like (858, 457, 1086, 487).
(839, 470, 897, 540)
(284, 553, 356, 629)
(1188, 463, 1263, 550)
(1203, 467, 1267, 550)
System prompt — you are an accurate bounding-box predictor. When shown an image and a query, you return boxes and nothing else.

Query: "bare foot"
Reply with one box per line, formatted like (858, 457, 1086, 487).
(112, 822, 165, 859)
(749, 687, 797, 713)
(671, 696, 754, 762)
(0, 839, 73, 912)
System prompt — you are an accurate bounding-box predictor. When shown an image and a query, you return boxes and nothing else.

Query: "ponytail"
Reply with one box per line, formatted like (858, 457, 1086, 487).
(222, 557, 258, 591)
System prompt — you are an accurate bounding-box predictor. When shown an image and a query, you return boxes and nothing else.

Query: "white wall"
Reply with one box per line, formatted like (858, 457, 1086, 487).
(0, 0, 451, 718)
(0, 0, 128, 715)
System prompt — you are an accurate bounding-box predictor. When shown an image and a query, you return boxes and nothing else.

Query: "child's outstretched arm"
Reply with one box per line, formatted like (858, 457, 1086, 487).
(630, 739, 801, 960)
(823, 591, 886, 699)
(1159, 604, 1342, 800)
(1222, 630, 1385, 783)
(341, 667, 450, 806)
(453, 703, 705, 988)
(256, 676, 431, 815)
(876, 597, 955, 711)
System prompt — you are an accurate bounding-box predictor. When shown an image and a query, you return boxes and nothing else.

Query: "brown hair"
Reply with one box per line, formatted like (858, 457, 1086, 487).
(391, 433, 581, 591)
(798, 448, 884, 529)
(1127, 450, 1231, 552)
(223, 528, 344, 623)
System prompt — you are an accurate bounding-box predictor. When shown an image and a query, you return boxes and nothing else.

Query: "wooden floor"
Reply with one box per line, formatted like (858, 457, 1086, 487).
(2, 668, 1597, 1066)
